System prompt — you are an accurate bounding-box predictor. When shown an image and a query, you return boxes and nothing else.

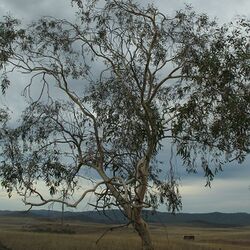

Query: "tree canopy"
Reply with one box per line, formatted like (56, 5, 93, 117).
(0, 1, 249, 249)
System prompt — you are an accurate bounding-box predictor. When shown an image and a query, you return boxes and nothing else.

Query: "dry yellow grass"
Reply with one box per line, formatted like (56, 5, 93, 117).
(0, 216, 249, 250)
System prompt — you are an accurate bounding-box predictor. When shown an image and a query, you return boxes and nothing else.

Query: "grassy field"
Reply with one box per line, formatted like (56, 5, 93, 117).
(0, 216, 249, 250)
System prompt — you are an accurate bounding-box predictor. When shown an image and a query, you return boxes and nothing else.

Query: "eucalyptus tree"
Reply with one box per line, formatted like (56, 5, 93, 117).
(0, 0, 249, 249)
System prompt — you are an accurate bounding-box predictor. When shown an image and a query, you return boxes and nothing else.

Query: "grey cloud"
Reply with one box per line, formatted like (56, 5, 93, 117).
(155, 0, 250, 22)
(0, 0, 74, 23)
(179, 176, 250, 213)
(1, 0, 250, 23)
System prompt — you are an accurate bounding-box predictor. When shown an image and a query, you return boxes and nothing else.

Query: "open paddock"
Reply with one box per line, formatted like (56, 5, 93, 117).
(0, 216, 249, 250)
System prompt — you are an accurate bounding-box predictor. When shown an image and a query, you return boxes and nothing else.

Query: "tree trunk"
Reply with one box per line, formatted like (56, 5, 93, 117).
(134, 217, 154, 250)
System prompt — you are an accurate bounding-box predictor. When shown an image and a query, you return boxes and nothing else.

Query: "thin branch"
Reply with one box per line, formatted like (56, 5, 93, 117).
(96, 222, 131, 245)
(23, 180, 105, 208)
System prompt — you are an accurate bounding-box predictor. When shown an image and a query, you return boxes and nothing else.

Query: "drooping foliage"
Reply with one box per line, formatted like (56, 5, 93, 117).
(0, 1, 249, 249)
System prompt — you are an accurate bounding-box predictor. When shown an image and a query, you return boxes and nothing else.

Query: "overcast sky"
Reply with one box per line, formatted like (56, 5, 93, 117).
(0, 0, 249, 213)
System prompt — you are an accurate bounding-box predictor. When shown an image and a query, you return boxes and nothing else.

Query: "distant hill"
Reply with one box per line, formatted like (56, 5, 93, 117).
(0, 210, 250, 227)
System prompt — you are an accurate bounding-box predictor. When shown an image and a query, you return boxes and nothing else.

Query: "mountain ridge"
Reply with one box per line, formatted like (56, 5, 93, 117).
(1, 210, 250, 227)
